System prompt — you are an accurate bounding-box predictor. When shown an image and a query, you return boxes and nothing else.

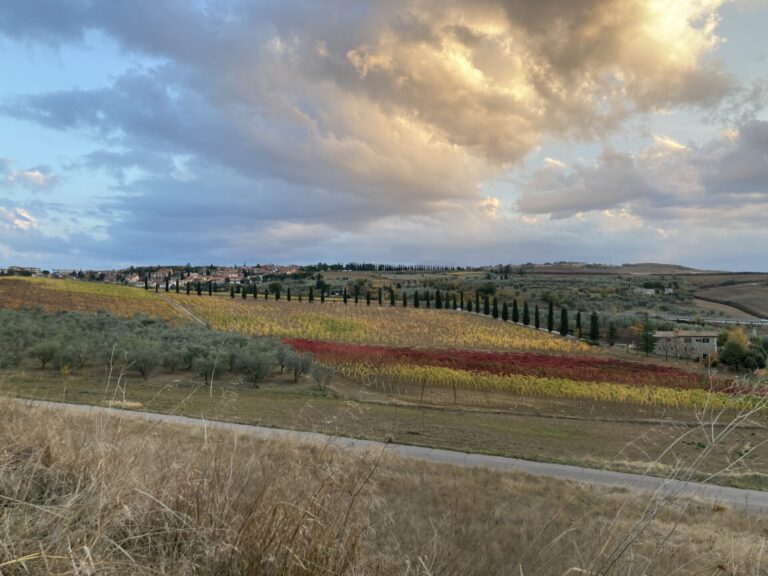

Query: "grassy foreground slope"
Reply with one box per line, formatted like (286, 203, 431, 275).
(0, 277, 181, 320)
(2, 399, 766, 576)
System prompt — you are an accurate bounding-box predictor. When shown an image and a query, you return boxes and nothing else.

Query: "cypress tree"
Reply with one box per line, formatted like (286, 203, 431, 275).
(343, 287, 348, 305)
(165, 278, 169, 292)
(534, 305, 540, 329)
(287, 288, 292, 302)
(230, 285, 235, 298)
(155, 283, 159, 293)
(275, 286, 281, 300)
(547, 301, 554, 332)
(320, 287, 325, 303)
(467, 300, 473, 313)
(589, 312, 600, 342)
(186, 282, 190, 296)
(176, 280, 180, 294)
(208, 281, 212, 296)
(483, 296, 490, 316)
(501, 302, 509, 321)
(253, 286, 258, 299)
(639, 313, 657, 355)
(492, 297, 499, 319)
(510, 300, 518, 323)
(460, 291, 465, 310)
(523, 301, 530, 326)
(390, 289, 395, 307)
(242, 285, 247, 299)
(435, 290, 442, 309)
(402, 293, 408, 307)
(413, 292, 420, 308)
(265, 288, 268, 300)
(144, 276, 148, 290)
(425, 291, 430, 309)
(366, 291, 371, 306)
(559, 308, 569, 336)
(575, 311, 582, 338)
(378, 288, 383, 306)
(354, 286, 359, 305)
(475, 293, 480, 314)
(452, 294, 457, 310)
(197, 282, 202, 296)
(309, 287, 314, 302)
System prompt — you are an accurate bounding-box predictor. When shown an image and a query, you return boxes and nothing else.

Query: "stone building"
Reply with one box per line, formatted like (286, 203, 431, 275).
(654, 330, 718, 362)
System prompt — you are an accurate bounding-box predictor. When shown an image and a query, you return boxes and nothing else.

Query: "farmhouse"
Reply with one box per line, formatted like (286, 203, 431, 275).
(654, 330, 718, 362)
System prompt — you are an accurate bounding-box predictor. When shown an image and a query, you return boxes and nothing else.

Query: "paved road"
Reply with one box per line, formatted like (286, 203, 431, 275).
(18, 398, 768, 513)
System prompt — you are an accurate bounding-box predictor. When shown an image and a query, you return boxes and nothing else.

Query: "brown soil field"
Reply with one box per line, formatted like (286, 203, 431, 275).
(694, 298, 761, 320)
(685, 273, 768, 287)
(697, 284, 768, 318)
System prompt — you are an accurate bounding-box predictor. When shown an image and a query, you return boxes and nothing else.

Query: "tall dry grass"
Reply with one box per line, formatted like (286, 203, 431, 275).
(1, 399, 767, 575)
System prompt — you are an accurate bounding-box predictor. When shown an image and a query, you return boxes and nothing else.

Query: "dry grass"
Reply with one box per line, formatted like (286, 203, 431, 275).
(1, 400, 767, 575)
(0, 278, 180, 321)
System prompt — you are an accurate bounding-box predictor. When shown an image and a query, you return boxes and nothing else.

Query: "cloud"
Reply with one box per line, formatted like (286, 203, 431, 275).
(0, 158, 59, 190)
(0, 0, 760, 269)
(517, 119, 768, 229)
(2, 1, 733, 187)
(0, 206, 36, 230)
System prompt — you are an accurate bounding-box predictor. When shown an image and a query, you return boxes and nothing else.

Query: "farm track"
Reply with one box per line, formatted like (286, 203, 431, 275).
(17, 398, 768, 513)
(157, 293, 208, 326)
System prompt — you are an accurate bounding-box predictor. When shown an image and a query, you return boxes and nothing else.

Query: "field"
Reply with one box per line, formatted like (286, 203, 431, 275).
(2, 399, 767, 575)
(1, 281, 766, 491)
(0, 277, 180, 320)
(697, 284, 768, 319)
(287, 339, 753, 410)
(3, 355, 767, 490)
(169, 293, 589, 352)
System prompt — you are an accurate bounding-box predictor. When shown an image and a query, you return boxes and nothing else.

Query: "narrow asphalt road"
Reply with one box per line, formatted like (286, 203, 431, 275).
(17, 398, 768, 513)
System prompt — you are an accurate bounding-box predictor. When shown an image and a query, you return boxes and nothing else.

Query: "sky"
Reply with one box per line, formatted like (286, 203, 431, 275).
(0, 0, 767, 271)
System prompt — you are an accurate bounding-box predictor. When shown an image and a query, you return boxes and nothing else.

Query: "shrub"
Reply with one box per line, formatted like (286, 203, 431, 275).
(28, 341, 59, 369)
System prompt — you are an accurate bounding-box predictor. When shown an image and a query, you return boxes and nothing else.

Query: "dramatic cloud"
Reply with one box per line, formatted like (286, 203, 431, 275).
(0, 0, 763, 268)
(1, 1, 731, 195)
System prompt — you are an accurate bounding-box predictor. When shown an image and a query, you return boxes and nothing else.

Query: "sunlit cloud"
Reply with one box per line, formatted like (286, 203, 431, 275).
(0, 0, 764, 269)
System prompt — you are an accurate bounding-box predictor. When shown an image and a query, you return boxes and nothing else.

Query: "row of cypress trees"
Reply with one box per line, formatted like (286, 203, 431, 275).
(148, 279, 602, 342)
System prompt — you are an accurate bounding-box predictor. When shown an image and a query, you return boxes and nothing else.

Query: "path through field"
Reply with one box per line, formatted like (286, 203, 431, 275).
(157, 293, 207, 326)
(19, 398, 768, 513)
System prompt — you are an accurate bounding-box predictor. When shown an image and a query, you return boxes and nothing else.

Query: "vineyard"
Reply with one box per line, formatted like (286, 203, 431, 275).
(287, 339, 707, 389)
(3, 279, 758, 411)
(334, 363, 749, 409)
(0, 277, 180, 320)
(169, 294, 588, 353)
(287, 339, 750, 410)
